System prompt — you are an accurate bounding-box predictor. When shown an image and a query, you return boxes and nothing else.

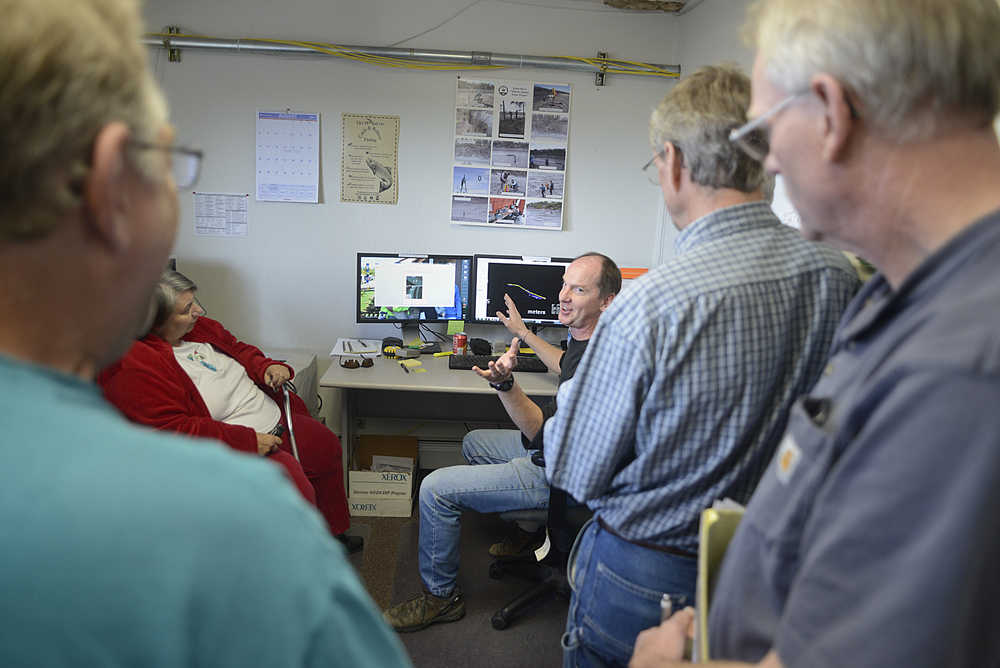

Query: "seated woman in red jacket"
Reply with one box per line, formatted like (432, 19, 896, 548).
(100, 270, 361, 553)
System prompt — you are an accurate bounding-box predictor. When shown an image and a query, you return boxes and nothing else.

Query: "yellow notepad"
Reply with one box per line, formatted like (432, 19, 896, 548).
(695, 506, 744, 662)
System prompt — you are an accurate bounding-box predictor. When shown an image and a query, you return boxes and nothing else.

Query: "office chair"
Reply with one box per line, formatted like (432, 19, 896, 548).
(488, 485, 591, 630)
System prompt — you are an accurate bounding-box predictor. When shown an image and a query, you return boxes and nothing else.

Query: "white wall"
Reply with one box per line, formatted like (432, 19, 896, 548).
(677, 0, 807, 232)
(640, 0, 754, 262)
(143, 0, 688, 354)
(677, 0, 754, 73)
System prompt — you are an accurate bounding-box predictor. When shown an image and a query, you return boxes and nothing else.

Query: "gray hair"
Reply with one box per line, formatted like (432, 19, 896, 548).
(0, 0, 169, 241)
(151, 270, 198, 331)
(745, 0, 1000, 141)
(649, 64, 767, 193)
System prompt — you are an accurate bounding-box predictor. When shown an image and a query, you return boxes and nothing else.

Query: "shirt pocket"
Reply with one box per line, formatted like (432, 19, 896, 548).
(742, 396, 836, 596)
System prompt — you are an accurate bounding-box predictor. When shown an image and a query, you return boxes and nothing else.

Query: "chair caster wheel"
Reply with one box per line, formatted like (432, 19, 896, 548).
(489, 562, 505, 579)
(491, 611, 509, 630)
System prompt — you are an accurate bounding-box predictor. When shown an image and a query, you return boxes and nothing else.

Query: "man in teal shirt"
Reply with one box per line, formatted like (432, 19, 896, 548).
(0, 1, 410, 666)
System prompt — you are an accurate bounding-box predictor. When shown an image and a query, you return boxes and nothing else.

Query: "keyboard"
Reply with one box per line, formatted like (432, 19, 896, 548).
(448, 354, 549, 373)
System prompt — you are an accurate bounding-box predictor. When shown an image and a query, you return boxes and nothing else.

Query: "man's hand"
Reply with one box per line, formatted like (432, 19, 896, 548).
(473, 336, 520, 383)
(264, 364, 291, 389)
(256, 432, 282, 456)
(629, 607, 696, 668)
(497, 294, 529, 340)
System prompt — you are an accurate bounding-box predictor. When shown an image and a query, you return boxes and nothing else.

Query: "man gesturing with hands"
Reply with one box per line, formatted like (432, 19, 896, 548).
(383, 253, 620, 632)
(495, 292, 566, 374)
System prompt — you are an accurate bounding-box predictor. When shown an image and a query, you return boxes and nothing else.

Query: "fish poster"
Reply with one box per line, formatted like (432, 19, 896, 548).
(451, 78, 570, 230)
(342, 113, 400, 205)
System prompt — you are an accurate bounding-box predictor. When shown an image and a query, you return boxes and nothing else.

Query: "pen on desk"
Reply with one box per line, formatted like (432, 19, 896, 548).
(399, 362, 410, 374)
(345, 340, 354, 353)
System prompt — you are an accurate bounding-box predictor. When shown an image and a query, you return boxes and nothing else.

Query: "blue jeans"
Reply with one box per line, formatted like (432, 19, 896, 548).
(417, 429, 550, 596)
(562, 519, 697, 667)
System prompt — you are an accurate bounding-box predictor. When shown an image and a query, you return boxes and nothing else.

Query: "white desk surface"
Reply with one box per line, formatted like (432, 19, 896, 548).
(320, 353, 559, 397)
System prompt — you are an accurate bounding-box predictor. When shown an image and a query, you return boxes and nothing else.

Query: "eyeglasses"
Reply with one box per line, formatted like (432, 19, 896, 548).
(729, 93, 807, 162)
(340, 357, 374, 369)
(192, 296, 208, 318)
(641, 149, 666, 185)
(129, 141, 203, 188)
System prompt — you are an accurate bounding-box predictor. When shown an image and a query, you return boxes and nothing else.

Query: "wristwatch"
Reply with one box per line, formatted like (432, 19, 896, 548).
(489, 375, 515, 392)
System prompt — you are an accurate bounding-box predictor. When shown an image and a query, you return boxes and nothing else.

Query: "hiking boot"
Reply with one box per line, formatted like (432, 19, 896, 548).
(489, 525, 545, 559)
(383, 588, 465, 632)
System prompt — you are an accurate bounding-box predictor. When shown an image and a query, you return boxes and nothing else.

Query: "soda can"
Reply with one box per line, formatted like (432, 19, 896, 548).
(453, 332, 468, 355)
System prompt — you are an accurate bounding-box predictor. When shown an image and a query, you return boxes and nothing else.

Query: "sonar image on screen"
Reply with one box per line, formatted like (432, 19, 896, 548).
(485, 263, 564, 322)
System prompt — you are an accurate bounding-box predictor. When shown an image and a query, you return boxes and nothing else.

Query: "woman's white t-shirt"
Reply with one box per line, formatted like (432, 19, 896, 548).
(173, 341, 281, 433)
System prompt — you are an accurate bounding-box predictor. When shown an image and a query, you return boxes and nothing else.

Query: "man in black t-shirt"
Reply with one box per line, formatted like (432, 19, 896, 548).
(383, 253, 621, 633)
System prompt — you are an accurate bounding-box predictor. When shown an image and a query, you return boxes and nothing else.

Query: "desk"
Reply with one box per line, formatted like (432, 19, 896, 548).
(320, 354, 559, 477)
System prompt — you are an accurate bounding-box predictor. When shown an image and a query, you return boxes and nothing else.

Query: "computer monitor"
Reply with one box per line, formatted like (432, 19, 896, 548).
(471, 254, 573, 325)
(357, 253, 472, 323)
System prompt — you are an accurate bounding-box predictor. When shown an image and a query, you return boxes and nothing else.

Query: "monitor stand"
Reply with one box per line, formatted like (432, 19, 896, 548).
(401, 321, 441, 354)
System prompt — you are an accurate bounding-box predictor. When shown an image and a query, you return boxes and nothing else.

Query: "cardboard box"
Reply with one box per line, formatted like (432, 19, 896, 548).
(349, 469, 414, 499)
(348, 435, 419, 517)
(355, 434, 419, 468)
(348, 497, 414, 517)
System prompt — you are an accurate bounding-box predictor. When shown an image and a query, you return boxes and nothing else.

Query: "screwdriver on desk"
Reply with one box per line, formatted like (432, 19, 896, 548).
(399, 361, 410, 374)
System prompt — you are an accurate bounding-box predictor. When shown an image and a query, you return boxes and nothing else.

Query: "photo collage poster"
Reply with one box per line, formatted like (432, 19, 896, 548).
(451, 78, 570, 230)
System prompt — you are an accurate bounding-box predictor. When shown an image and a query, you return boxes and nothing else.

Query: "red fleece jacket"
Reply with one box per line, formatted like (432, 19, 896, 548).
(99, 317, 305, 454)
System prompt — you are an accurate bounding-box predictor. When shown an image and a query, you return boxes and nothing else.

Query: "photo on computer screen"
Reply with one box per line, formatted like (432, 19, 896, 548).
(473, 256, 571, 324)
(358, 254, 471, 322)
(405, 275, 423, 299)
